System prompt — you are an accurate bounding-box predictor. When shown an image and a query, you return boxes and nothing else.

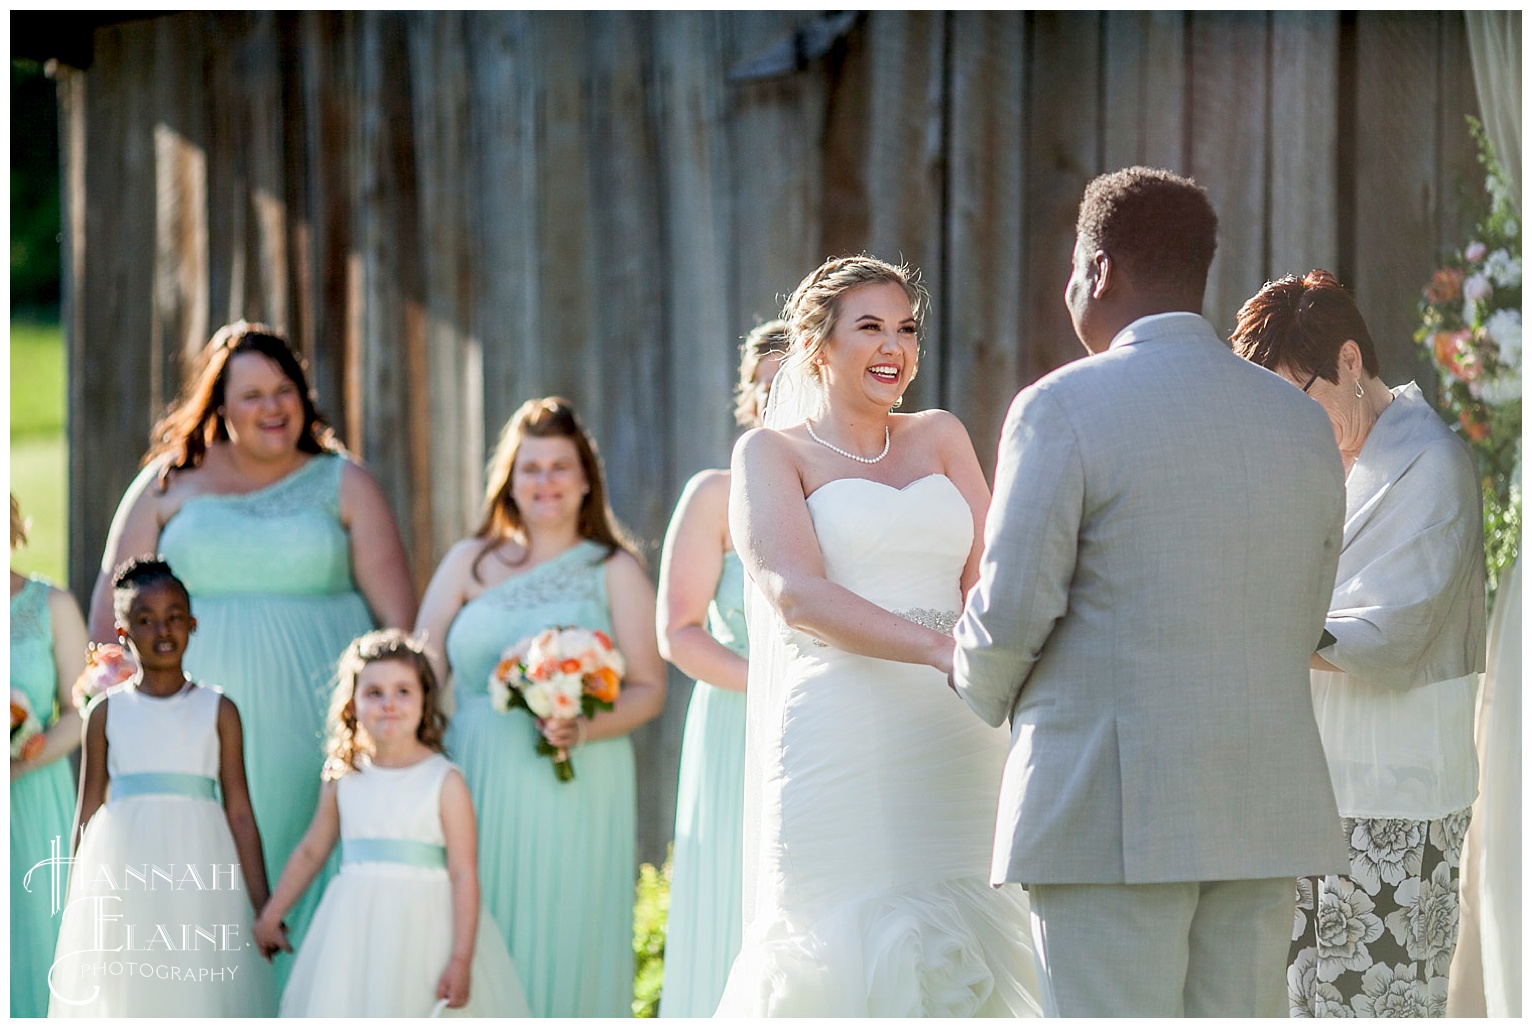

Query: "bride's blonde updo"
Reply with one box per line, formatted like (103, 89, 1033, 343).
(782, 255, 927, 381)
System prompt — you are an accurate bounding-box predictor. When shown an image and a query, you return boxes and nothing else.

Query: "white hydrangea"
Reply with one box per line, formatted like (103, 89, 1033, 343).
(1478, 371, 1521, 407)
(1484, 308, 1522, 371)
(1483, 248, 1521, 289)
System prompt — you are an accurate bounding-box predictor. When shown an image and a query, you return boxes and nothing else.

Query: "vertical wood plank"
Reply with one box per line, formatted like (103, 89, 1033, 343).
(1023, 12, 1101, 383)
(466, 12, 537, 457)
(57, 60, 92, 601)
(352, 10, 430, 572)
(406, 10, 480, 566)
(528, 12, 598, 408)
(71, 20, 161, 602)
(150, 14, 209, 397)
(944, 12, 1028, 478)
(722, 11, 825, 326)
(298, 11, 360, 436)
(1103, 11, 1188, 173)
(1189, 11, 1270, 336)
(1269, 12, 1340, 279)
(820, 12, 948, 407)
(1352, 13, 1443, 381)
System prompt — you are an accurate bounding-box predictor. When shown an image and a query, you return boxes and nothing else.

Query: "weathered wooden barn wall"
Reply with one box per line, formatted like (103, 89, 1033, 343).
(57, 10, 1482, 863)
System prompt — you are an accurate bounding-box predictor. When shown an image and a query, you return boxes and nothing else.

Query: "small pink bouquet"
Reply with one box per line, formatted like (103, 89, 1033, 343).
(488, 626, 624, 782)
(72, 642, 139, 710)
(11, 689, 46, 763)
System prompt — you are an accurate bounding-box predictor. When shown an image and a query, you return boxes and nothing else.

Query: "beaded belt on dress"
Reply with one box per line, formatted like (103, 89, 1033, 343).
(342, 837, 448, 869)
(794, 607, 961, 648)
(111, 772, 219, 801)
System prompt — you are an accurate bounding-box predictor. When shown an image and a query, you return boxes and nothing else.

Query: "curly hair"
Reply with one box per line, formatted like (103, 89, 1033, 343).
(323, 629, 448, 779)
(1230, 269, 1379, 384)
(111, 555, 192, 625)
(145, 321, 344, 489)
(10, 494, 27, 550)
(1075, 167, 1218, 300)
(733, 319, 790, 428)
(781, 254, 927, 380)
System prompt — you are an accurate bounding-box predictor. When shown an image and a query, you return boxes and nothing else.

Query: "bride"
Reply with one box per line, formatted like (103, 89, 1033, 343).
(716, 255, 1041, 1017)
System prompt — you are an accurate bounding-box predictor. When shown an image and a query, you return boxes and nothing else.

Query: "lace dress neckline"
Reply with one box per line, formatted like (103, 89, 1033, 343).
(475, 539, 604, 596)
(180, 452, 333, 505)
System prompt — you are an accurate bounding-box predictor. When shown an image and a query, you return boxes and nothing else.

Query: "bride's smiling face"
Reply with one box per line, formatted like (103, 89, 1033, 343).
(818, 281, 918, 409)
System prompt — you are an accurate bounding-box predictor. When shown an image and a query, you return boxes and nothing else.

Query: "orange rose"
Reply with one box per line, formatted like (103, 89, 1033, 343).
(1425, 267, 1464, 305)
(493, 658, 519, 683)
(1458, 410, 1490, 441)
(585, 666, 621, 704)
(19, 733, 45, 762)
(10, 701, 27, 732)
(593, 630, 614, 650)
(559, 658, 583, 674)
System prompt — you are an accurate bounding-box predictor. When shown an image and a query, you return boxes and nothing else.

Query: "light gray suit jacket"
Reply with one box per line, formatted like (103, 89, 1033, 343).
(954, 312, 1352, 885)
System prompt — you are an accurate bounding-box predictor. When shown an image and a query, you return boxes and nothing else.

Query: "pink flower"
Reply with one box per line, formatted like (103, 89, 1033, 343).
(1463, 273, 1493, 304)
(1465, 241, 1488, 263)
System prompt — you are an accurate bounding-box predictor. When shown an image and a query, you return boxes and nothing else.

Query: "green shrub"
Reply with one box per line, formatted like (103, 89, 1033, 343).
(632, 852, 671, 1017)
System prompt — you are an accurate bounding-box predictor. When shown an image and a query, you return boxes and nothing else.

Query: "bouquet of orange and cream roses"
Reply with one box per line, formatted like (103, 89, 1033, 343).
(11, 690, 46, 763)
(488, 626, 623, 782)
(72, 642, 139, 710)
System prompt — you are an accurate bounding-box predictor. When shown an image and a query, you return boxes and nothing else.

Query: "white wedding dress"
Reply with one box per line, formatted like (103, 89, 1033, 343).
(716, 472, 1041, 1017)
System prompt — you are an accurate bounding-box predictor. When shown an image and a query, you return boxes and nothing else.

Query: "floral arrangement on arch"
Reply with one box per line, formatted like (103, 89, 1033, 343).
(1415, 117, 1521, 596)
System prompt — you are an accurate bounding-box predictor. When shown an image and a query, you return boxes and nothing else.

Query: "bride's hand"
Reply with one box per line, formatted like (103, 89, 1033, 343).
(925, 627, 956, 676)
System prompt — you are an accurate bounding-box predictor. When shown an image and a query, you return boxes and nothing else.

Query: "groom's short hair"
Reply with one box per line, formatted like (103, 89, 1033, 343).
(1076, 167, 1218, 301)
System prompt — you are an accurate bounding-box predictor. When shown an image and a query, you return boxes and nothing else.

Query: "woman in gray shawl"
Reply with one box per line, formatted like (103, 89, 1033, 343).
(1232, 270, 1486, 1019)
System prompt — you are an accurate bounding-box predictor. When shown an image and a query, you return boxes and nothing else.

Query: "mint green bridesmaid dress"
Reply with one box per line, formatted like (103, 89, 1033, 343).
(445, 539, 636, 1018)
(10, 577, 77, 1017)
(657, 550, 748, 1017)
(158, 454, 375, 987)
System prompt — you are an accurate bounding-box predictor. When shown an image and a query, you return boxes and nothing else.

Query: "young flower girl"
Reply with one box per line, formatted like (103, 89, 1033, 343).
(49, 556, 275, 1016)
(254, 628, 529, 1016)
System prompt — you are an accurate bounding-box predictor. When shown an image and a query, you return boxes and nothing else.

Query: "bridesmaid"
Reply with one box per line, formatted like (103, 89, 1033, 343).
(416, 396, 667, 1018)
(10, 494, 87, 1016)
(86, 321, 416, 984)
(655, 322, 784, 1017)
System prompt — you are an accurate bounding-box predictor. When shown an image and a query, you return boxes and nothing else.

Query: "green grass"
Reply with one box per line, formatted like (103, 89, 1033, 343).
(10, 318, 68, 584)
(11, 317, 65, 438)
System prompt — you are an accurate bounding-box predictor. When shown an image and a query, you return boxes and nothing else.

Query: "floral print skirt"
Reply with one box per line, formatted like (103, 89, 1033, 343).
(1288, 808, 1471, 1017)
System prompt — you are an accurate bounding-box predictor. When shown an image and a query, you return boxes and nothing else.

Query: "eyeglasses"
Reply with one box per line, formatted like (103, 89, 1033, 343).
(1300, 370, 1320, 393)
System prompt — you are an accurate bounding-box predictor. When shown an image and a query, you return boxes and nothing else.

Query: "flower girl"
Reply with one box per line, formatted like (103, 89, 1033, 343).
(254, 629, 529, 1016)
(48, 556, 275, 1016)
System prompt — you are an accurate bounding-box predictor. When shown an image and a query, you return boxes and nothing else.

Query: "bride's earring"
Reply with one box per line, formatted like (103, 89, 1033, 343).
(892, 395, 903, 410)
(1354, 380, 1364, 399)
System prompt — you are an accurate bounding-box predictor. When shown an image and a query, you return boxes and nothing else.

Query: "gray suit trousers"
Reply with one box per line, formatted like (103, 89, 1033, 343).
(1027, 878, 1293, 1017)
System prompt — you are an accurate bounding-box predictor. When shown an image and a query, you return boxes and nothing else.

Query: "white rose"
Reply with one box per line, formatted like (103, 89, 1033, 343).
(1478, 372, 1521, 406)
(1484, 249, 1521, 289)
(522, 681, 555, 719)
(1485, 309, 1522, 370)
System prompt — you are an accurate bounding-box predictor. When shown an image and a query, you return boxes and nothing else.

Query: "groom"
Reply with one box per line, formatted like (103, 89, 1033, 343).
(951, 167, 1350, 1017)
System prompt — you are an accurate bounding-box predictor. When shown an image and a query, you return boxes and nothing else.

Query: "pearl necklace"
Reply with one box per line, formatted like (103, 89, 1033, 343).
(805, 419, 891, 464)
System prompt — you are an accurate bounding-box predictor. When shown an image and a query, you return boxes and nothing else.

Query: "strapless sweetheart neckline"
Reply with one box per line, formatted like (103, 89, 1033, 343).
(805, 471, 952, 503)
